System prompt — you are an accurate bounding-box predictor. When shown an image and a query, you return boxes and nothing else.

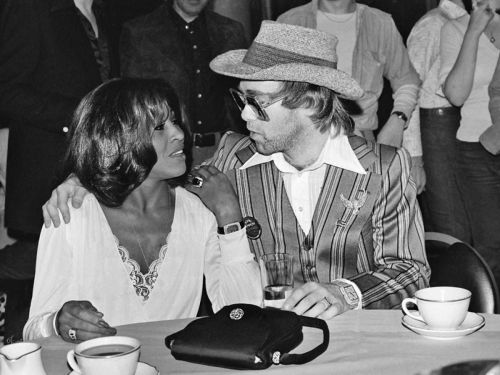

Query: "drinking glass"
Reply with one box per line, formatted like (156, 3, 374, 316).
(259, 253, 294, 308)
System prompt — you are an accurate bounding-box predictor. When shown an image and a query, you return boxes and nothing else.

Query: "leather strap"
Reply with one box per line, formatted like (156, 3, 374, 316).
(280, 316, 329, 365)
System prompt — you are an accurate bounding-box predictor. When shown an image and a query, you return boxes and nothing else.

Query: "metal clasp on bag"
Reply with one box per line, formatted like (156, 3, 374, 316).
(272, 351, 281, 364)
(229, 308, 244, 320)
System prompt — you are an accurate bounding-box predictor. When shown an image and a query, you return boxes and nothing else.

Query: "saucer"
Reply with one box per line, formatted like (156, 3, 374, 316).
(402, 311, 485, 340)
(68, 361, 159, 375)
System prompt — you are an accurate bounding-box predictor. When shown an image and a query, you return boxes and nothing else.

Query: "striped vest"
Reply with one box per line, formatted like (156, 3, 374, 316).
(215, 133, 397, 288)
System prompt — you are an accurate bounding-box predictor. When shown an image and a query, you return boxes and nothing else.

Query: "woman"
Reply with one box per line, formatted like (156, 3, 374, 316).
(23, 78, 261, 342)
(440, 0, 500, 286)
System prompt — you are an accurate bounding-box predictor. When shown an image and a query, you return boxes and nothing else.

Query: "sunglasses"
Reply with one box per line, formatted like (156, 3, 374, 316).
(229, 88, 286, 122)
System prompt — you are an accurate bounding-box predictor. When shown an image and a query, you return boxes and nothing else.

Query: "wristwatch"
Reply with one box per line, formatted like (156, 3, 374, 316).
(391, 111, 409, 129)
(217, 220, 246, 235)
(333, 280, 360, 310)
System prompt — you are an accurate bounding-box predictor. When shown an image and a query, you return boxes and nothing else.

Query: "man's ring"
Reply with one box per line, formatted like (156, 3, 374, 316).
(191, 176, 204, 188)
(68, 328, 77, 341)
(321, 297, 332, 309)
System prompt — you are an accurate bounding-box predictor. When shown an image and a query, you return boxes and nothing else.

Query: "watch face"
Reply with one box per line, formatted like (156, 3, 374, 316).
(225, 223, 241, 234)
(243, 216, 262, 240)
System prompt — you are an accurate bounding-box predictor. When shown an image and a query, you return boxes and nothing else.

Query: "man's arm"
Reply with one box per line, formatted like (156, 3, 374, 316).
(376, 17, 420, 148)
(349, 146, 430, 309)
(0, 0, 79, 133)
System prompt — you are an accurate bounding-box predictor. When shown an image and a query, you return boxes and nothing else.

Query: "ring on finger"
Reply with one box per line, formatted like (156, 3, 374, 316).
(321, 297, 332, 309)
(191, 176, 204, 188)
(68, 328, 77, 341)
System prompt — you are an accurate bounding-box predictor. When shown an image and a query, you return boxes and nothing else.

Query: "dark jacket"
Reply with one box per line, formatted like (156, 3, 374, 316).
(120, 1, 247, 135)
(0, 0, 119, 236)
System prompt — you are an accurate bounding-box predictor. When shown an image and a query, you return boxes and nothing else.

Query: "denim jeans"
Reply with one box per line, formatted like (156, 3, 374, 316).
(456, 140, 500, 287)
(419, 107, 470, 242)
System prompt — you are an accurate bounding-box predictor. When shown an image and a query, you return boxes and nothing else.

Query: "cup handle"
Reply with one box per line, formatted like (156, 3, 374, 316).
(401, 297, 425, 322)
(66, 350, 82, 374)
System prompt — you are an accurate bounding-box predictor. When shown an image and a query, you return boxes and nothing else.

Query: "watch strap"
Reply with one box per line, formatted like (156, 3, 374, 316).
(391, 111, 409, 129)
(217, 220, 246, 235)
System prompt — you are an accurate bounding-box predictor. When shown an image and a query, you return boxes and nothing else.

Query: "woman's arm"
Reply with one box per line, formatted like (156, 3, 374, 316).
(443, 2, 494, 105)
(24, 206, 115, 341)
(186, 166, 262, 311)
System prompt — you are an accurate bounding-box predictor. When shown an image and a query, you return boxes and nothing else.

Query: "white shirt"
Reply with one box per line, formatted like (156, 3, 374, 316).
(408, 0, 466, 110)
(316, 10, 357, 76)
(440, 15, 500, 141)
(24, 188, 262, 340)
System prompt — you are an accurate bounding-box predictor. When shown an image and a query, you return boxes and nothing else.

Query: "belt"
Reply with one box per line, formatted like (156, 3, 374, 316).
(420, 107, 459, 116)
(193, 132, 220, 147)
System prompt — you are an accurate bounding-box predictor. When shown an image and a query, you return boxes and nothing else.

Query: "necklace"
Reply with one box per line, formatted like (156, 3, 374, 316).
(125, 210, 151, 268)
(320, 10, 356, 24)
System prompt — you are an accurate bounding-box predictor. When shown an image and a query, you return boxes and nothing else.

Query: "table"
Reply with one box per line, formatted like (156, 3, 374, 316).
(34, 310, 500, 375)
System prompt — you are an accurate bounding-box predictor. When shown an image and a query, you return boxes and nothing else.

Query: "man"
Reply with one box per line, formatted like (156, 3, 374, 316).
(277, 0, 425, 193)
(0, 0, 118, 342)
(120, 0, 247, 165)
(406, 0, 469, 241)
(45, 22, 430, 318)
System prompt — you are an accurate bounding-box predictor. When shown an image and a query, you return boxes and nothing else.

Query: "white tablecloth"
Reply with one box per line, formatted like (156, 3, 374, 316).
(34, 310, 500, 375)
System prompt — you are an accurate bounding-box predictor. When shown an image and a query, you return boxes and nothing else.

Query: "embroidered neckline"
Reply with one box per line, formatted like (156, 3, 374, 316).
(114, 235, 170, 301)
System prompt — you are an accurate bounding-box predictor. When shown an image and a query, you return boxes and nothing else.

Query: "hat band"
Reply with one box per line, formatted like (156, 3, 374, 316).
(243, 42, 337, 70)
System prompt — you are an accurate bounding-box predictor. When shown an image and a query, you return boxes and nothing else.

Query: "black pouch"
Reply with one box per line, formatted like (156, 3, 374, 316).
(165, 303, 329, 370)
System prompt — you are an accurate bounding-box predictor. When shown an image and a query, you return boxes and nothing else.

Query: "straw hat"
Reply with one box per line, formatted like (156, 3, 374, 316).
(210, 21, 364, 100)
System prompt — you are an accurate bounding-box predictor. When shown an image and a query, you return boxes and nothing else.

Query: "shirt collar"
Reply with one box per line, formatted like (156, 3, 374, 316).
(168, 1, 204, 28)
(439, 0, 467, 19)
(240, 133, 366, 175)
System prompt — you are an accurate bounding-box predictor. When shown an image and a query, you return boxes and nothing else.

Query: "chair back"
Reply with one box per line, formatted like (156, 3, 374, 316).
(425, 232, 500, 314)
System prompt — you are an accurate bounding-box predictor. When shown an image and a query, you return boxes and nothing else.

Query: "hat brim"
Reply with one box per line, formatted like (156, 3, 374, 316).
(210, 50, 364, 100)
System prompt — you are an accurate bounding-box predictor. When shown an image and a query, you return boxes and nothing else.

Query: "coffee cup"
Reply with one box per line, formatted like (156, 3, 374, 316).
(401, 287, 471, 330)
(66, 336, 140, 375)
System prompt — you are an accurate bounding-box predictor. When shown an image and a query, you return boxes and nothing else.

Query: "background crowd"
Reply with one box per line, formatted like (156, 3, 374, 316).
(0, 0, 499, 345)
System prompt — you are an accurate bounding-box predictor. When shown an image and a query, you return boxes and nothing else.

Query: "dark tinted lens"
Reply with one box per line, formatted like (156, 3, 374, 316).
(246, 96, 267, 120)
(230, 89, 246, 111)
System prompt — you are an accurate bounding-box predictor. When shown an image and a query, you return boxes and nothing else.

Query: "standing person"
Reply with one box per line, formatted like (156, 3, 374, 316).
(483, 49, 500, 155)
(0, 0, 119, 343)
(440, 0, 500, 286)
(276, 0, 424, 193)
(24, 78, 261, 342)
(406, 0, 470, 241)
(120, 0, 247, 166)
(40, 22, 430, 318)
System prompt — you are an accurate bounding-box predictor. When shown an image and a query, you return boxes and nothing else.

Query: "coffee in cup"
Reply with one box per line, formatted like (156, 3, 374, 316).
(401, 287, 471, 330)
(66, 336, 140, 375)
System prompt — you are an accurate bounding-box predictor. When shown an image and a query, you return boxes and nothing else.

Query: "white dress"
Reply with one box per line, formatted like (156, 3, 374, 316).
(23, 188, 262, 340)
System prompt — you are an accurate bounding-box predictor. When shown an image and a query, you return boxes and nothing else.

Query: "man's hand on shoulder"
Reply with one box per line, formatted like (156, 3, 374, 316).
(42, 175, 88, 228)
(281, 281, 358, 320)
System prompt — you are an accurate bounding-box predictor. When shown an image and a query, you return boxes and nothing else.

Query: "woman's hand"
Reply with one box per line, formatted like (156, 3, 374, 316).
(185, 166, 243, 226)
(469, 0, 495, 35)
(57, 300, 116, 343)
(42, 175, 88, 228)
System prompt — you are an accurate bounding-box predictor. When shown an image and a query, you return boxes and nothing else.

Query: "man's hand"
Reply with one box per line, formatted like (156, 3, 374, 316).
(57, 300, 116, 343)
(281, 282, 352, 319)
(376, 116, 405, 148)
(410, 156, 426, 194)
(42, 176, 87, 228)
(185, 166, 243, 226)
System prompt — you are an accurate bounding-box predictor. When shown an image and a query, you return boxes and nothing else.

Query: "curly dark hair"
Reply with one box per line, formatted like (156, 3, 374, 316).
(64, 78, 182, 207)
(272, 81, 354, 136)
